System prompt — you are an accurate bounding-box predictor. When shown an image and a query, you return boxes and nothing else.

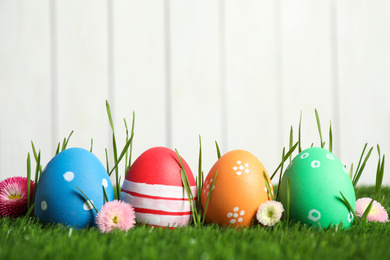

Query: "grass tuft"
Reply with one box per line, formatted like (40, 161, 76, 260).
(105, 100, 135, 199)
(215, 140, 221, 159)
(270, 142, 298, 180)
(314, 109, 325, 148)
(352, 144, 373, 187)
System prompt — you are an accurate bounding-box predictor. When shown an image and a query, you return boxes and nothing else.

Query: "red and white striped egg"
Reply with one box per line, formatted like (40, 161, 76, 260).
(120, 147, 196, 228)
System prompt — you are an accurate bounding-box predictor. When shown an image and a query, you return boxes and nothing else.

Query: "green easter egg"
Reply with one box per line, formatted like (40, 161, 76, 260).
(279, 147, 356, 229)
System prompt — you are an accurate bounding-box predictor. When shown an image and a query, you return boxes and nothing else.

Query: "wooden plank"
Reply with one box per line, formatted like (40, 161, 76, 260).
(223, 0, 281, 177)
(55, 0, 109, 168)
(336, 0, 390, 185)
(110, 0, 167, 174)
(0, 0, 52, 181)
(169, 0, 223, 177)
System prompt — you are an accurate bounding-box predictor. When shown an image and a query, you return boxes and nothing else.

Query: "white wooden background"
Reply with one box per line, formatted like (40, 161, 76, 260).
(1, 0, 389, 186)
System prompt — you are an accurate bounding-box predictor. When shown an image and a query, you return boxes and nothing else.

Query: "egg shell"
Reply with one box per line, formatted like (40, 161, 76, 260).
(201, 149, 273, 227)
(279, 147, 356, 229)
(120, 147, 196, 228)
(34, 148, 114, 229)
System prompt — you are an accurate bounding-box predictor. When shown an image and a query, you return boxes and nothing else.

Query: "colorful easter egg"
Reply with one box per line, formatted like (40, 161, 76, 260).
(201, 149, 273, 227)
(120, 147, 196, 228)
(279, 147, 356, 229)
(34, 148, 115, 228)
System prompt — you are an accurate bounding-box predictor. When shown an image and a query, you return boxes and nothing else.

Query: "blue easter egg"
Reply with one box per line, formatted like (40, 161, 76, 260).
(34, 148, 114, 228)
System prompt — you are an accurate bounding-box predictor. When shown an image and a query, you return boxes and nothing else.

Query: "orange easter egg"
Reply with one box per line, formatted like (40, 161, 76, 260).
(201, 150, 273, 227)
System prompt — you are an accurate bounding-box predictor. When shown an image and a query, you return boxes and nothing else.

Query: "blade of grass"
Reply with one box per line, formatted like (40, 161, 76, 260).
(109, 134, 134, 199)
(352, 146, 373, 187)
(33, 151, 41, 201)
(375, 145, 381, 196)
(263, 171, 273, 200)
(353, 143, 368, 180)
(117, 176, 122, 200)
(26, 153, 31, 211)
(55, 142, 60, 155)
(25, 203, 35, 218)
(105, 148, 109, 174)
(129, 111, 135, 167)
(329, 121, 333, 153)
(61, 137, 66, 151)
(289, 126, 293, 163)
(181, 166, 199, 225)
(31, 141, 39, 163)
(379, 155, 385, 193)
(106, 100, 120, 198)
(124, 119, 129, 170)
(339, 192, 359, 222)
(31, 142, 43, 175)
(360, 198, 375, 223)
(203, 171, 218, 226)
(76, 186, 98, 213)
(317, 221, 323, 231)
(286, 179, 290, 224)
(109, 134, 134, 176)
(197, 135, 203, 210)
(315, 109, 324, 148)
(276, 147, 286, 201)
(175, 149, 199, 226)
(90, 138, 93, 152)
(112, 134, 119, 198)
(271, 142, 298, 180)
(349, 164, 353, 180)
(175, 150, 195, 201)
(123, 113, 136, 174)
(62, 130, 74, 151)
(103, 186, 109, 203)
(360, 189, 381, 223)
(375, 148, 385, 200)
(106, 100, 115, 134)
(215, 141, 221, 159)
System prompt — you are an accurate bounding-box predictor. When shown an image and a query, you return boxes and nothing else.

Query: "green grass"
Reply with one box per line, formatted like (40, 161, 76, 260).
(1, 186, 390, 260)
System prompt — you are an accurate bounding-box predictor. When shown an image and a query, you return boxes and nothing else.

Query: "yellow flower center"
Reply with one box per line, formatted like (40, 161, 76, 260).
(112, 216, 118, 224)
(8, 194, 21, 200)
(370, 207, 378, 214)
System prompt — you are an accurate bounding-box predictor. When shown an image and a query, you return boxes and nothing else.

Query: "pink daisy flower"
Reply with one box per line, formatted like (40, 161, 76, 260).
(0, 176, 35, 217)
(95, 200, 136, 233)
(356, 197, 388, 223)
(256, 200, 284, 227)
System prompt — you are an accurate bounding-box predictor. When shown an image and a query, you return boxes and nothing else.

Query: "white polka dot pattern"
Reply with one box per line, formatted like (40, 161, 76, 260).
(41, 201, 47, 211)
(63, 171, 74, 182)
(308, 209, 321, 222)
(227, 207, 245, 224)
(232, 161, 250, 175)
(83, 200, 94, 211)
